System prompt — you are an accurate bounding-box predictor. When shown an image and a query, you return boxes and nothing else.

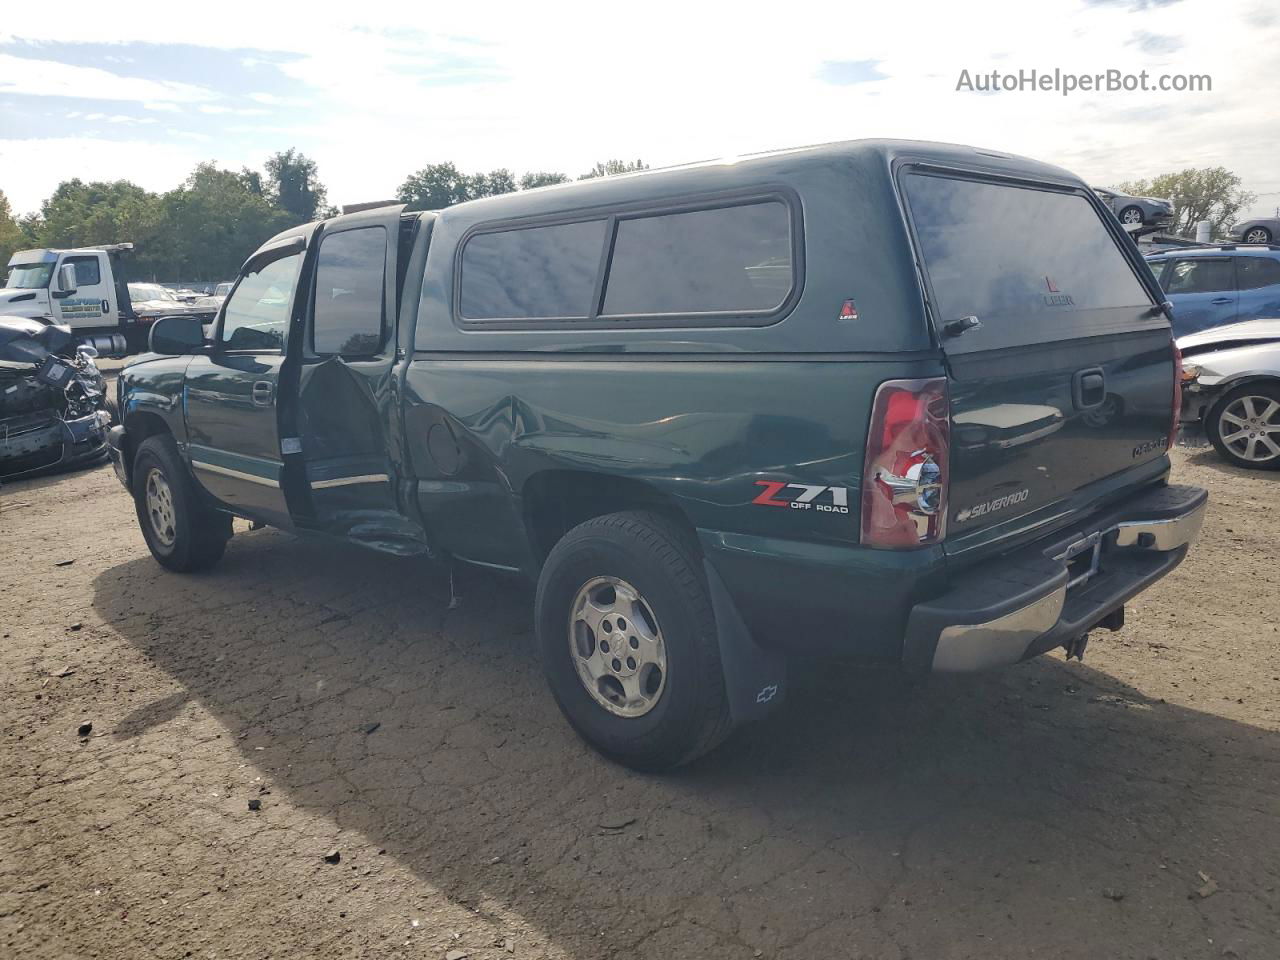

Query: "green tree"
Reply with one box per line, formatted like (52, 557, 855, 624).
(578, 159, 648, 181)
(519, 171, 570, 190)
(1114, 167, 1256, 236)
(396, 163, 518, 210)
(0, 190, 26, 275)
(156, 162, 294, 280)
(32, 179, 164, 254)
(264, 148, 328, 221)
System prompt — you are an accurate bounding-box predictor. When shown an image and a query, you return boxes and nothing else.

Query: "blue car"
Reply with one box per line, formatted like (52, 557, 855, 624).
(1146, 244, 1280, 336)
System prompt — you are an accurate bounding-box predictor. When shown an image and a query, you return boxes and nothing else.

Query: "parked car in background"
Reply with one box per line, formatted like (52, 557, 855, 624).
(1146, 244, 1280, 335)
(1178, 318, 1280, 469)
(1228, 217, 1280, 244)
(109, 139, 1205, 770)
(1, 316, 113, 479)
(1092, 187, 1174, 229)
(194, 280, 234, 310)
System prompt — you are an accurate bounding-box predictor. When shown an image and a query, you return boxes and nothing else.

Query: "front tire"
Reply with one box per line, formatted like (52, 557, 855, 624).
(132, 434, 231, 570)
(1244, 226, 1273, 244)
(1118, 205, 1145, 226)
(535, 511, 732, 771)
(1206, 382, 1280, 470)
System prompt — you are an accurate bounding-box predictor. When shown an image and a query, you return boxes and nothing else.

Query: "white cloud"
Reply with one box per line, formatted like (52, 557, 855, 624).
(143, 101, 181, 113)
(0, 52, 218, 106)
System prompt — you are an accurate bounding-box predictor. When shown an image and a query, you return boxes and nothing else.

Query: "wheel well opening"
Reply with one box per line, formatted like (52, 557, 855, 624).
(121, 411, 171, 486)
(522, 471, 697, 563)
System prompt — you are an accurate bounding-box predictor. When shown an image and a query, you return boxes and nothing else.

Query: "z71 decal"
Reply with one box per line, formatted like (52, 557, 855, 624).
(752, 481, 850, 514)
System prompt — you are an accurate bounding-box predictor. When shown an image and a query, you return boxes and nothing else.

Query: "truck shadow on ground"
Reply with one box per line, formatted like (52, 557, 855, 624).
(90, 529, 1279, 959)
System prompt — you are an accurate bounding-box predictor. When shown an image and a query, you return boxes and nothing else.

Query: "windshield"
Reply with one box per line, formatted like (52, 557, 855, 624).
(128, 283, 176, 302)
(5, 263, 54, 289)
(214, 282, 234, 297)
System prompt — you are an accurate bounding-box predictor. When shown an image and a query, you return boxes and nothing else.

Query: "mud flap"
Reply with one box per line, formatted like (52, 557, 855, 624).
(704, 559, 787, 725)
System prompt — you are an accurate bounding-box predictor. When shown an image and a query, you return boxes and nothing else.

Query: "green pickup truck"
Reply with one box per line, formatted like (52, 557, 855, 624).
(109, 139, 1207, 769)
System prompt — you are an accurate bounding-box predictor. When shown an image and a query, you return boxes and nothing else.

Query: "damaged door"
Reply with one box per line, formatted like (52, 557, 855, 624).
(291, 206, 425, 552)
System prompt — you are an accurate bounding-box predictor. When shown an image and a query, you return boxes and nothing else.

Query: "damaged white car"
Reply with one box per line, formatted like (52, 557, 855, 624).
(1178, 318, 1280, 469)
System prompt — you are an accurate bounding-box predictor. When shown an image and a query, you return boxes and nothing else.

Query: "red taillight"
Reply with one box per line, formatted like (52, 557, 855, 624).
(861, 377, 950, 549)
(1168, 341, 1182, 451)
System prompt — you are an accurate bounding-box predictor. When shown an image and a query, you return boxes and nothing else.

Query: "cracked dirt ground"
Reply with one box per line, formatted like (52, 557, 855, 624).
(1, 447, 1277, 960)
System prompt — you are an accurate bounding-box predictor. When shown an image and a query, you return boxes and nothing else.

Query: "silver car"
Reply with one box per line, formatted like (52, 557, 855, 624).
(1178, 317, 1280, 469)
(1228, 218, 1280, 245)
(1092, 187, 1175, 229)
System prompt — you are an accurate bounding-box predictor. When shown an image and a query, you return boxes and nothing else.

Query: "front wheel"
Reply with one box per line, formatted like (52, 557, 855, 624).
(1118, 205, 1145, 226)
(535, 511, 732, 770)
(1244, 226, 1273, 244)
(1206, 383, 1280, 470)
(132, 434, 231, 570)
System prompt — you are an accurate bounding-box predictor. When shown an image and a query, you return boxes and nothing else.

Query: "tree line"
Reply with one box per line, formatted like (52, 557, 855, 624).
(2, 152, 1255, 285)
(0, 152, 647, 283)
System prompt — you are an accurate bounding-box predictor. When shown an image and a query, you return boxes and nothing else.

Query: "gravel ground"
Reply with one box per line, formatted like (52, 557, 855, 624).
(1, 447, 1277, 960)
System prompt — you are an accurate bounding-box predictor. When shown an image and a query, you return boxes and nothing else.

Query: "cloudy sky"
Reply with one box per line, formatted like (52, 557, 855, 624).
(1, 0, 1277, 218)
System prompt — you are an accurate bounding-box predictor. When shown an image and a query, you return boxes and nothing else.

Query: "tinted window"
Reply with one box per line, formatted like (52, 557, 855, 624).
(221, 252, 301, 351)
(602, 202, 791, 316)
(66, 256, 100, 286)
(1162, 258, 1234, 295)
(1237, 256, 1280, 290)
(313, 227, 387, 355)
(903, 175, 1152, 349)
(461, 220, 606, 319)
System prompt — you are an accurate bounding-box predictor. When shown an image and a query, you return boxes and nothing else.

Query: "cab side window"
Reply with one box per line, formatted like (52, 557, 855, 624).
(65, 255, 101, 286)
(1162, 258, 1234, 294)
(1237, 257, 1280, 290)
(311, 227, 387, 355)
(221, 253, 302, 352)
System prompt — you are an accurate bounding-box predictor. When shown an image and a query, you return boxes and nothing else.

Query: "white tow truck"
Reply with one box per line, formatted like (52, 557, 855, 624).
(1, 243, 215, 354)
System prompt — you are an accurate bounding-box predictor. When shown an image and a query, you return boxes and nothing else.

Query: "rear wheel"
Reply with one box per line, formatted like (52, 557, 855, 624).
(1206, 382, 1280, 470)
(535, 511, 731, 770)
(1244, 226, 1273, 244)
(132, 434, 231, 570)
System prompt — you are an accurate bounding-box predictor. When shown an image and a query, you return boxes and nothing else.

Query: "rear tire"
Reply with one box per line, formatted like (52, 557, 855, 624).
(535, 511, 732, 771)
(1206, 382, 1280, 470)
(132, 434, 231, 570)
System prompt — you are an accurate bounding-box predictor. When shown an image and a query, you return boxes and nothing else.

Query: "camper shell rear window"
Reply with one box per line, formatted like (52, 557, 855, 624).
(900, 171, 1159, 352)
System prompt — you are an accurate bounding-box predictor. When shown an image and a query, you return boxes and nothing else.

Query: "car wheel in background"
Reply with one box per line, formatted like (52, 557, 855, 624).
(1206, 382, 1280, 470)
(1118, 205, 1145, 226)
(534, 511, 732, 771)
(1243, 227, 1273, 244)
(131, 434, 232, 570)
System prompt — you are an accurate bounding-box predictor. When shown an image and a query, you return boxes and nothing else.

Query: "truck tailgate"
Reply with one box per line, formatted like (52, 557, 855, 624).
(899, 169, 1176, 561)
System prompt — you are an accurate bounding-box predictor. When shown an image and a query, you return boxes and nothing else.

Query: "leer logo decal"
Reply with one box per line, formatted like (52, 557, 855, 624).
(752, 481, 850, 514)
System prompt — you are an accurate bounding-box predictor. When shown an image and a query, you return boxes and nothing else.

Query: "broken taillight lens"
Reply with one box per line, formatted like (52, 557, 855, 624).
(860, 377, 950, 549)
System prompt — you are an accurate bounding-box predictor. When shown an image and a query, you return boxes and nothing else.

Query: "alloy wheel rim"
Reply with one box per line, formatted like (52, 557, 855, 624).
(1219, 395, 1280, 462)
(1245, 229, 1269, 243)
(1121, 208, 1143, 224)
(567, 576, 667, 718)
(145, 467, 177, 546)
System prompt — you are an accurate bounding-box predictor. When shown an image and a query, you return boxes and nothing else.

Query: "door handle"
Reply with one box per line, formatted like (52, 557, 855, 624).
(1210, 297, 1232, 304)
(251, 380, 274, 406)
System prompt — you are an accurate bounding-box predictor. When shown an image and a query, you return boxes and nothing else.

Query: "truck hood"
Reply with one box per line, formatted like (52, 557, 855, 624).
(1, 287, 49, 304)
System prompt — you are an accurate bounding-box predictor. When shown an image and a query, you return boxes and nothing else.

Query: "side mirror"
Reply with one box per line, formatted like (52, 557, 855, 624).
(149, 315, 206, 355)
(52, 262, 78, 298)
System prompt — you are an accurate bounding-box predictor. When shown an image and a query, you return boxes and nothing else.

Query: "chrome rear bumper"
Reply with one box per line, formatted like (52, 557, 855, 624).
(904, 484, 1207, 673)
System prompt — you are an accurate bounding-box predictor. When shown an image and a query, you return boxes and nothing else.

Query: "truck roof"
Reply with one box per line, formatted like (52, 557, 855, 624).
(7, 242, 134, 266)
(259, 139, 1082, 253)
